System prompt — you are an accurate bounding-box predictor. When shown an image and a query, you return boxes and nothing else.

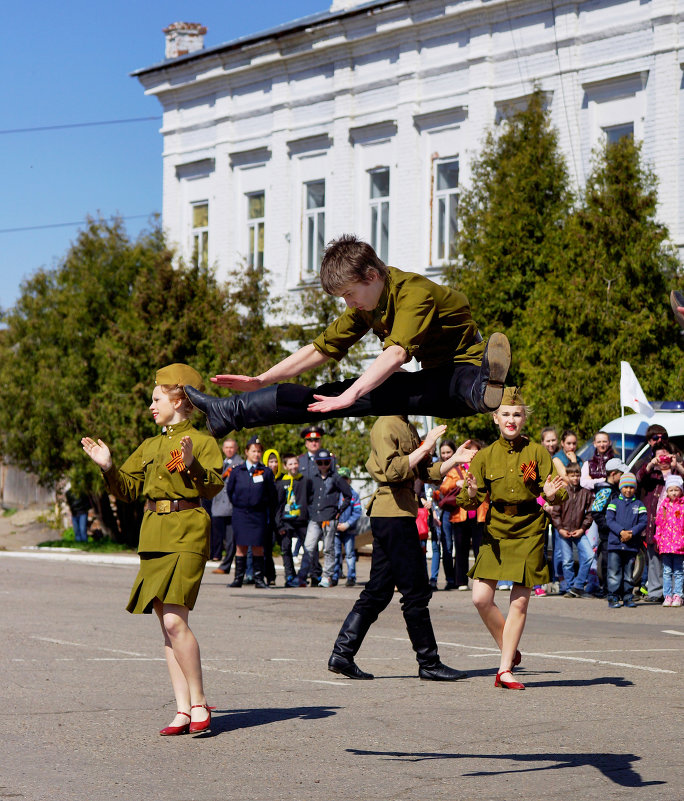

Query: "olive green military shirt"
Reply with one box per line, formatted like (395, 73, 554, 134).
(365, 415, 443, 517)
(312, 266, 485, 369)
(102, 419, 224, 557)
(456, 435, 567, 540)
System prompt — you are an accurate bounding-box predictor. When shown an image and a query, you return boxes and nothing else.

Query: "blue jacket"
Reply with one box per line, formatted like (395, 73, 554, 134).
(227, 461, 277, 541)
(605, 494, 647, 553)
(338, 487, 361, 532)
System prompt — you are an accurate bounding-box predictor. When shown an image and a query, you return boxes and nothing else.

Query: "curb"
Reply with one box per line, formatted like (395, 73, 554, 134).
(0, 549, 140, 566)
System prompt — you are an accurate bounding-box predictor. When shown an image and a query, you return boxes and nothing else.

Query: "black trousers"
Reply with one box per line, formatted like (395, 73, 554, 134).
(277, 521, 304, 579)
(275, 362, 481, 425)
(212, 516, 235, 568)
(452, 518, 484, 587)
(351, 516, 432, 622)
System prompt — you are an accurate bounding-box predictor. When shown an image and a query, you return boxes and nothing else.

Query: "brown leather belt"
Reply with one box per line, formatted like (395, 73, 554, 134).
(493, 500, 539, 516)
(145, 499, 201, 514)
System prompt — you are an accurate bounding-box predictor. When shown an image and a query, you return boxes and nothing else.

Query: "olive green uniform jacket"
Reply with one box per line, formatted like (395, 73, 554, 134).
(102, 419, 224, 558)
(312, 266, 485, 369)
(456, 435, 567, 586)
(365, 415, 443, 518)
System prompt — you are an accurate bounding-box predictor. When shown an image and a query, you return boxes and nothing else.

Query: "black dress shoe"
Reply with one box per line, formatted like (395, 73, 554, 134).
(418, 661, 468, 681)
(327, 654, 374, 680)
(477, 332, 511, 412)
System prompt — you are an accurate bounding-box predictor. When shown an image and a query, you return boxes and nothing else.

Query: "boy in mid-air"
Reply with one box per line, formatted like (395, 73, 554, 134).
(185, 235, 510, 435)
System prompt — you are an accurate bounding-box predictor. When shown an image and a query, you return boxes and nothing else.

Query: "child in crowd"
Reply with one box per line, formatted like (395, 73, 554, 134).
(81, 364, 224, 735)
(548, 462, 595, 598)
(459, 387, 566, 690)
(591, 458, 628, 598)
(275, 453, 312, 588)
(332, 467, 362, 587)
(605, 473, 648, 608)
(654, 474, 684, 607)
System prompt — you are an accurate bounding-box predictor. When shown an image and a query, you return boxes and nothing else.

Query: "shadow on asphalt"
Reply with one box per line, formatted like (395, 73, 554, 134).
(524, 675, 634, 688)
(346, 748, 665, 787)
(192, 705, 341, 738)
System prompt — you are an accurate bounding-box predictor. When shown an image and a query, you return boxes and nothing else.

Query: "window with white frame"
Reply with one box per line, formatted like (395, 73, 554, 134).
(603, 122, 634, 145)
(303, 180, 325, 275)
(434, 159, 459, 263)
(191, 202, 209, 268)
(246, 191, 265, 270)
(369, 168, 390, 262)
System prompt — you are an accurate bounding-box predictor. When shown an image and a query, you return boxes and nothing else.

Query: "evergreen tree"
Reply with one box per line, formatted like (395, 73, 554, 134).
(519, 136, 682, 437)
(442, 89, 574, 442)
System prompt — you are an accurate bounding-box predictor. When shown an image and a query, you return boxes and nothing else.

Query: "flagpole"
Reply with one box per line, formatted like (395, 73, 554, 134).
(622, 405, 626, 461)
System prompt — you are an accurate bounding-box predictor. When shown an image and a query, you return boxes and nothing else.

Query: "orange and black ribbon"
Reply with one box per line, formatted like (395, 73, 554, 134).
(520, 461, 537, 482)
(166, 449, 186, 473)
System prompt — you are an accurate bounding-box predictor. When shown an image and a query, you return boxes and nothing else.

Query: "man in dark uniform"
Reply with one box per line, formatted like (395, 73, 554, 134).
(297, 426, 336, 481)
(226, 435, 277, 589)
(184, 235, 510, 435)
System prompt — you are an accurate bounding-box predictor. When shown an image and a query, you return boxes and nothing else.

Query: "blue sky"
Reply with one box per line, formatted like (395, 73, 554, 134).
(0, 0, 328, 311)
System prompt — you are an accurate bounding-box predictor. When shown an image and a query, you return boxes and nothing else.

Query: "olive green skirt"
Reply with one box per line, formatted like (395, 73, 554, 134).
(126, 551, 207, 614)
(468, 529, 549, 588)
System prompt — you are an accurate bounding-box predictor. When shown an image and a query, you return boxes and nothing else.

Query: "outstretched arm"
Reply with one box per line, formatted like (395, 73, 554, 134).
(307, 345, 407, 414)
(212, 344, 329, 390)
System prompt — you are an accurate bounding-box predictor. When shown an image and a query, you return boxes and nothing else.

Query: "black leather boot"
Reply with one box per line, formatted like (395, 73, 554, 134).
(328, 610, 375, 680)
(404, 608, 468, 681)
(470, 332, 511, 413)
(184, 385, 280, 438)
(253, 555, 270, 589)
(229, 555, 246, 588)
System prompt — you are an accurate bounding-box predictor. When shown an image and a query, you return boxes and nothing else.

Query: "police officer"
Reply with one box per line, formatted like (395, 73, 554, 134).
(227, 435, 277, 589)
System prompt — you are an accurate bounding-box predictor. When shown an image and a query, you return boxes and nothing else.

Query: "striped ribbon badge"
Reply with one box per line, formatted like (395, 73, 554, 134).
(166, 449, 186, 473)
(520, 461, 537, 482)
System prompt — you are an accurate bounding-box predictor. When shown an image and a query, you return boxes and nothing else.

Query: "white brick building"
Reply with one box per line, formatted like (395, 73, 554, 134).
(133, 0, 684, 302)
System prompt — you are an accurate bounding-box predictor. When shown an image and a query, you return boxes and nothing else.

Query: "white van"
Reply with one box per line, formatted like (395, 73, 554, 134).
(577, 401, 684, 468)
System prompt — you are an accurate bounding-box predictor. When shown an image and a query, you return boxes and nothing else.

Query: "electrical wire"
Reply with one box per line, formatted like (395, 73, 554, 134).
(0, 214, 154, 234)
(0, 116, 161, 135)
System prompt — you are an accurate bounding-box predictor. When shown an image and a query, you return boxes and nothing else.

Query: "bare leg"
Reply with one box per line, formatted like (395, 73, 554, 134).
(471, 578, 505, 648)
(154, 599, 208, 726)
(498, 584, 531, 679)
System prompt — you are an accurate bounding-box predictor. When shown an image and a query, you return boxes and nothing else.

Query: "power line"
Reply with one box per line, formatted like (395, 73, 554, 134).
(0, 214, 154, 234)
(0, 116, 162, 135)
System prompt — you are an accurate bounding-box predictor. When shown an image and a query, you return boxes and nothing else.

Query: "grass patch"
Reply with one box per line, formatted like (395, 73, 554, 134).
(38, 528, 134, 553)
(2, 508, 17, 517)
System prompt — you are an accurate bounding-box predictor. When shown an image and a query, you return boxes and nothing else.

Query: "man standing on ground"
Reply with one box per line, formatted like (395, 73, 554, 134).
(327, 416, 473, 681)
(211, 438, 243, 575)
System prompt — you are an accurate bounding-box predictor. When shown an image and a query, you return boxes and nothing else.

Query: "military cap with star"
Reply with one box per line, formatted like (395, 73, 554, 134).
(155, 363, 205, 392)
(300, 425, 325, 440)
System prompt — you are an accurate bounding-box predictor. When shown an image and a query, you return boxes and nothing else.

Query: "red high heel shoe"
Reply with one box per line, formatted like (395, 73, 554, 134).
(189, 704, 213, 733)
(495, 670, 525, 690)
(512, 649, 522, 669)
(159, 711, 191, 736)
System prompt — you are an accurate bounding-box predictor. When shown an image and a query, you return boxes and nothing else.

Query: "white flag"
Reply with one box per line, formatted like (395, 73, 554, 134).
(620, 361, 654, 418)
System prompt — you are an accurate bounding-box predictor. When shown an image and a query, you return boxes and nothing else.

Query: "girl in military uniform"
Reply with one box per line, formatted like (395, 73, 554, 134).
(81, 364, 223, 734)
(459, 387, 566, 690)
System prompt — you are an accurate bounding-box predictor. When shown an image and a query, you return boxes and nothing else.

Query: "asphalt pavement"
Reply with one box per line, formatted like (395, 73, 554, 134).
(1, 552, 682, 801)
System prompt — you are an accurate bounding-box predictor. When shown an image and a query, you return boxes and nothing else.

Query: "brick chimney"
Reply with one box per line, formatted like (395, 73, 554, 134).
(163, 22, 207, 59)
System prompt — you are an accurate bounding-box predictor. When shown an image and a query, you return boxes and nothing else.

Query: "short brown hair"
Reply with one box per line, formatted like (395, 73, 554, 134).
(159, 384, 194, 417)
(565, 462, 581, 475)
(319, 234, 388, 294)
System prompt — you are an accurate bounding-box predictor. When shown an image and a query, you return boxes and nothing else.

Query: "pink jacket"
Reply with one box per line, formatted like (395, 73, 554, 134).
(654, 496, 684, 555)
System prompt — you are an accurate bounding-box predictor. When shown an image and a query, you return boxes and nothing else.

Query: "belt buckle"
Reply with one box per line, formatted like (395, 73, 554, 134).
(503, 504, 516, 516)
(156, 500, 171, 514)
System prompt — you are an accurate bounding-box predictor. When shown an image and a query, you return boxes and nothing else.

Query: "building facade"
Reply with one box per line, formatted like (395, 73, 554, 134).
(133, 0, 684, 303)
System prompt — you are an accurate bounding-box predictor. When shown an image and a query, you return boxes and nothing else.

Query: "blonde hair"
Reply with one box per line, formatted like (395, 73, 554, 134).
(159, 384, 194, 417)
